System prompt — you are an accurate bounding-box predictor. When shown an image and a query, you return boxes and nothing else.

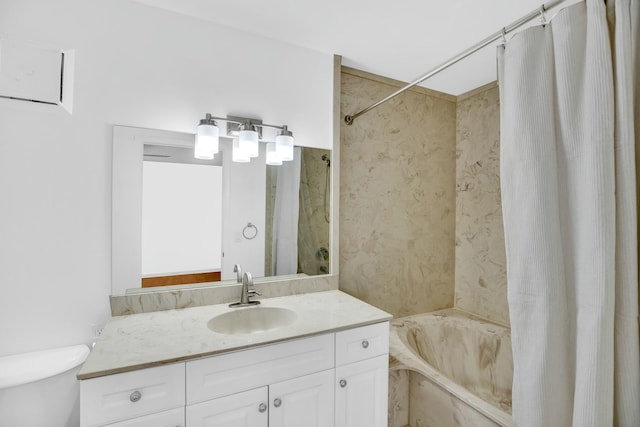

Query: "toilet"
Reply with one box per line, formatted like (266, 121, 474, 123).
(0, 344, 90, 427)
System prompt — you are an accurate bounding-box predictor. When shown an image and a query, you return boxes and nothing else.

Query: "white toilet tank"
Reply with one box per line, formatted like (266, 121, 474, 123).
(0, 344, 90, 427)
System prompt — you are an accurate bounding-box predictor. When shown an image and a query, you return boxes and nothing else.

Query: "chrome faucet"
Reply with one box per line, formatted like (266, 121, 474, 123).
(229, 271, 261, 307)
(233, 264, 242, 283)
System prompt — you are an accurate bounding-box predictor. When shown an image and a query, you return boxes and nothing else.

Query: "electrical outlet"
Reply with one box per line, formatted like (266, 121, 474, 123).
(92, 324, 104, 338)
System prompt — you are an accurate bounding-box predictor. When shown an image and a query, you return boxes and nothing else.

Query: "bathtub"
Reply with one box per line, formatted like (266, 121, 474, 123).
(389, 309, 512, 427)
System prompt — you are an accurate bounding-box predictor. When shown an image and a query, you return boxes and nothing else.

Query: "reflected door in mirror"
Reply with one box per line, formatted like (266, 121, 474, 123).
(141, 161, 223, 285)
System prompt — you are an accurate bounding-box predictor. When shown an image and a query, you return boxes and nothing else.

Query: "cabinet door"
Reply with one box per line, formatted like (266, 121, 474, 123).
(335, 354, 388, 427)
(186, 387, 268, 427)
(269, 369, 334, 427)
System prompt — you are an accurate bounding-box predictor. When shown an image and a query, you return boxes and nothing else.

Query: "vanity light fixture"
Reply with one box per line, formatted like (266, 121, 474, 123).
(194, 114, 295, 164)
(194, 114, 219, 159)
(238, 122, 259, 158)
(275, 125, 294, 161)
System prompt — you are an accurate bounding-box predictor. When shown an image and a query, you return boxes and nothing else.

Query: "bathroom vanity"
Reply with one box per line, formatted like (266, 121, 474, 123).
(77, 290, 391, 427)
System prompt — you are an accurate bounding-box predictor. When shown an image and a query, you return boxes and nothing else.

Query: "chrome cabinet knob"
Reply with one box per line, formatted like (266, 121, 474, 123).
(258, 403, 267, 413)
(339, 379, 347, 388)
(361, 339, 370, 349)
(129, 390, 142, 402)
(273, 398, 282, 408)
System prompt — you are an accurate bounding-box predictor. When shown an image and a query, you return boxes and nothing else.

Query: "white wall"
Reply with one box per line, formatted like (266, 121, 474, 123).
(0, 0, 333, 357)
(220, 141, 267, 281)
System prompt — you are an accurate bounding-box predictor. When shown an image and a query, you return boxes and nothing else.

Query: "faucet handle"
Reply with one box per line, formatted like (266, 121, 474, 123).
(244, 272, 259, 298)
(246, 288, 261, 305)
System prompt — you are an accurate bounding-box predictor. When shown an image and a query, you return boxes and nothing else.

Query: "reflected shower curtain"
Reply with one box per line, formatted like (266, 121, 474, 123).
(498, 0, 639, 426)
(271, 147, 302, 275)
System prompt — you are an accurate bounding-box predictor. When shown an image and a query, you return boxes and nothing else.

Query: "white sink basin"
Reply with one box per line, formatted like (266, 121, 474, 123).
(207, 307, 298, 334)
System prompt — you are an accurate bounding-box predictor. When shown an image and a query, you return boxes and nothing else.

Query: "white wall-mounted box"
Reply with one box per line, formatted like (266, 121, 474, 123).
(0, 38, 62, 104)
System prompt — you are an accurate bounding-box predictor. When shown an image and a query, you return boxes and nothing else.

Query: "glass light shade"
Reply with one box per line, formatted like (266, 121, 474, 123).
(266, 142, 282, 165)
(232, 138, 250, 163)
(239, 129, 259, 158)
(194, 123, 219, 159)
(275, 133, 294, 161)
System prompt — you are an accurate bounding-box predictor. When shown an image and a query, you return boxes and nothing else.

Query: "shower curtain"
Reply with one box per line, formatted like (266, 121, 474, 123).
(271, 147, 302, 275)
(498, 0, 639, 426)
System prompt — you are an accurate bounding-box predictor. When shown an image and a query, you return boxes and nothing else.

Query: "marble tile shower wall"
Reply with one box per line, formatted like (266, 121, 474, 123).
(299, 148, 331, 274)
(339, 69, 457, 318)
(455, 84, 509, 325)
(340, 70, 508, 324)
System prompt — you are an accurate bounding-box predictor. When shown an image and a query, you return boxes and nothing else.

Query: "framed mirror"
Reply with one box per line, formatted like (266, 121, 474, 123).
(112, 126, 331, 296)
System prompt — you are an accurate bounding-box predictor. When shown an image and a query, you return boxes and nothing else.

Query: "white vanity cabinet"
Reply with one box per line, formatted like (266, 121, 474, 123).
(186, 369, 335, 427)
(185, 333, 335, 427)
(80, 321, 389, 427)
(334, 322, 390, 427)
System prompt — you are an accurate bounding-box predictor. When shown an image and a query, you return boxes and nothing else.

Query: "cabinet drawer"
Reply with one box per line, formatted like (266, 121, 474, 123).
(105, 407, 184, 427)
(186, 333, 334, 404)
(335, 322, 389, 366)
(80, 363, 185, 427)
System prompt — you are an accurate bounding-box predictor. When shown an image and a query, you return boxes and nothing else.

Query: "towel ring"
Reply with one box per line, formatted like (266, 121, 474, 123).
(242, 222, 258, 240)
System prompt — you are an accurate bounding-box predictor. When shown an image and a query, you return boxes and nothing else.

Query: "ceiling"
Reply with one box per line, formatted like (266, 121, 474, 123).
(132, 0, 579, 96)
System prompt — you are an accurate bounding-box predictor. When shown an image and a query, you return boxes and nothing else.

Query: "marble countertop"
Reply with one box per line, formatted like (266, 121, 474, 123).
(78, 290, 392, 380)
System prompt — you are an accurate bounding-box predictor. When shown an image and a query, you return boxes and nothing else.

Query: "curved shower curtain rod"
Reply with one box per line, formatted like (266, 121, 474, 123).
(344, 0, 575, 125)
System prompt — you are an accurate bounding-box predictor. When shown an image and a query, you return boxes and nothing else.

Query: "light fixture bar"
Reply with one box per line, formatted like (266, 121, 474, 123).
(202, 114, 289, 133)
(226, 115, 263, 139)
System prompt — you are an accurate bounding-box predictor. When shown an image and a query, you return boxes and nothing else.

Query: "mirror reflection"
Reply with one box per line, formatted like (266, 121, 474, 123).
(141, 146, 224, 287)
(113, 127, 331, 295)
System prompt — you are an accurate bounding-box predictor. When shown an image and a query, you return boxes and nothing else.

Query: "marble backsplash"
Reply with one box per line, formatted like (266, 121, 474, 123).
(454, 83, 509, 325)
(110, 274, 337, 316)
(339, 67, 457, 318)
